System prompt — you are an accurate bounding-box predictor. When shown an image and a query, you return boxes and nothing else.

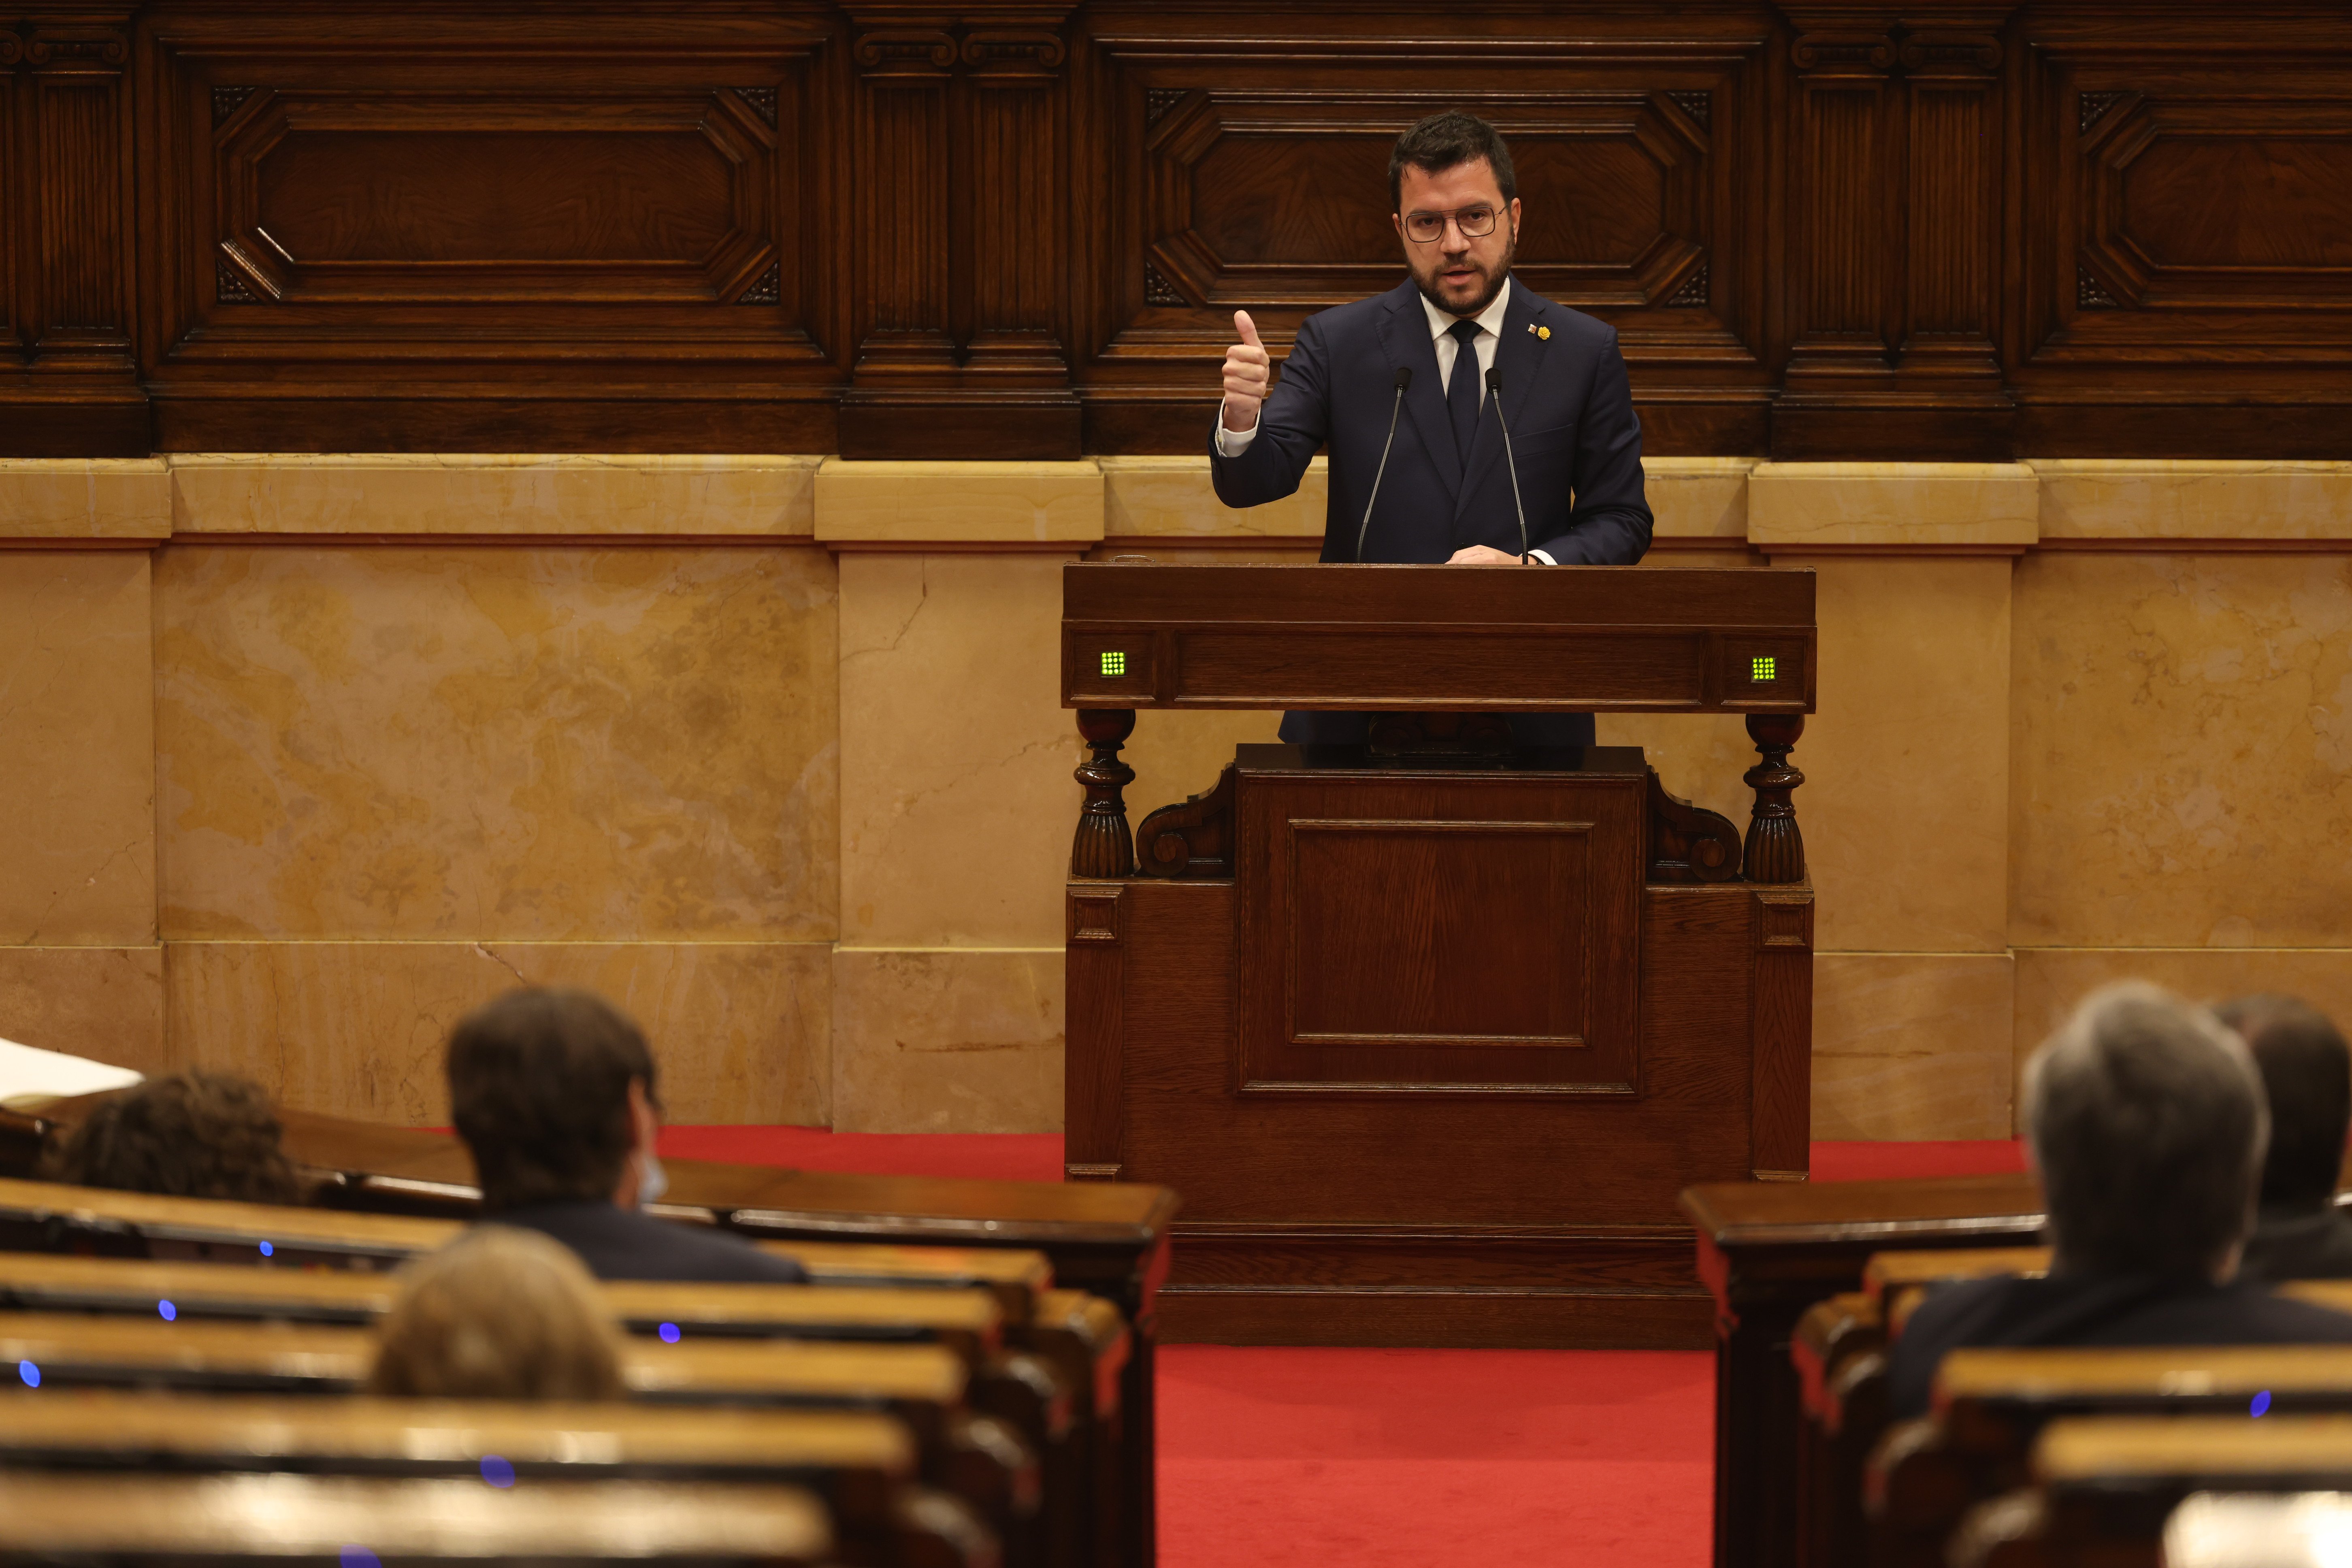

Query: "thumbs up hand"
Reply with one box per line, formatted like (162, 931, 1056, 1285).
(1221, 310, 1270, 432)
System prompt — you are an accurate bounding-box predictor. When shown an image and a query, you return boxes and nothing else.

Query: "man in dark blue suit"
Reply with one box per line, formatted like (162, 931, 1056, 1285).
(1210, 111, 1652, 748)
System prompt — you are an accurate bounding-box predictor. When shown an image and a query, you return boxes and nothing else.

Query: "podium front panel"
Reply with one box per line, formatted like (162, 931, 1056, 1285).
(1234, 751, 1645, 1096)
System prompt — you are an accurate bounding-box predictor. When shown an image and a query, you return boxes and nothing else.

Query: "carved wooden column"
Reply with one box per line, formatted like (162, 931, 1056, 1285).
(0, 9, 146, 455)
(1742, 714, 1807, 884)
(1771, 3, 2018, 460)
(1071, 707, 1136, 878)
(842, 2, 1080, 460)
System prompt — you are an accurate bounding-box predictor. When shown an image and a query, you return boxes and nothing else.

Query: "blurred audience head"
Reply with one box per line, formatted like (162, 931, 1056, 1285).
(368, 1225, 626, 1401)
(446, 988, 662, 1211)
(2024, 982, 2267, 1282)
(42, 1071, 301, 1205)
(2217, 994, 2351, 1212)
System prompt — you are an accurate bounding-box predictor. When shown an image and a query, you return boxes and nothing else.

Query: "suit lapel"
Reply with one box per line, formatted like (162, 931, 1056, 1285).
(1374, 282, 1459, 491)
(1451, 279, 1552, 526)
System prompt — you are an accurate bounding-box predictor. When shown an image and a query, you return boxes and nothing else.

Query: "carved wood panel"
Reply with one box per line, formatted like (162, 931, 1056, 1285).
(1075, 10, 1775, 454)
(2013, 25, 2352, 454)
(136, 3, 839, 452)
(0, 11, 141, 454)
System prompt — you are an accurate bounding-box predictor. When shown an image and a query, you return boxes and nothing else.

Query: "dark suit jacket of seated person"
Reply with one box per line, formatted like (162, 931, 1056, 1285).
(1889, 982, 2352, 1420)
(2222, 993, 2352, 1283)
(446, 986, 807, 1286)
(1207, 111, 1652, 752)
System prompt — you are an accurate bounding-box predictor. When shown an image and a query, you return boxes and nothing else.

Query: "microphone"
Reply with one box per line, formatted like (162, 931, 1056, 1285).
(1486, 366, 1530, 564)
(1354, 366, 1413, 562)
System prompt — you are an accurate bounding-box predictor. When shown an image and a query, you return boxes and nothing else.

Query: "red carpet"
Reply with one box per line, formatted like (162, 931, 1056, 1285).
(656, 1127, 2031, 1188)
(646, 1129, 2022, 1566)
(1158, 1345, 1713, 1568)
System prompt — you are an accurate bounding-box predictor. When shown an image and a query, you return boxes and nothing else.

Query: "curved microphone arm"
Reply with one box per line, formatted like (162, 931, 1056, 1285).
(1354, 366, 1413, 562)
(1486, 366, 1530, 564)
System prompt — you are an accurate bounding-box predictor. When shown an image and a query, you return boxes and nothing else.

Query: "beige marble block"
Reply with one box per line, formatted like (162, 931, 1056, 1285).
(1099, 456, 1327, 541)
(1750, 462, 2038, 550)
(170, 455, 820, 538)
(2014, 948, 2352, 1128)
(816, 461, 1104, 545)
(838, 552, 1079, 949)
(166, 940, 829, 1125)
(1762, 556, 2013, 953)
(1811, 951, 2017, 1140)
(2030, 460, 2352, 541)
(2011, 552, 2352, 948)
(156, 545, 838, 942)
(1647, 458, 1758, 540)
(0, 553, 157, 945)
(0, 460, 170, 541)
(831, 948, 1061, 1133)
(0, 946, 166, 1078)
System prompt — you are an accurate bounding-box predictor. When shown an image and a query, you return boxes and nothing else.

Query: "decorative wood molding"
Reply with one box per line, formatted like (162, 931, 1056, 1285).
(1666, 262, 1710, 309)
(22, 28, 128, 67)
(961, 28, 1064, 77)
(1144, 86, 1187, 126)
(2075, 89, 2128, 132)
(734, 85, 778, 126)
(1790, 30, 1896, 76)
(215, 263, 261, 303)
(1646, 767, 1742, 885)
(211, 85, 258, 123)
(1137, 764, 1236, 880)
(2076, 266, 2120, 310)
(739, 262, 782, 305)
(1141, 264, 1186, 308)
(852, 28, 959, 78)
(1666, 88, 1712, 131)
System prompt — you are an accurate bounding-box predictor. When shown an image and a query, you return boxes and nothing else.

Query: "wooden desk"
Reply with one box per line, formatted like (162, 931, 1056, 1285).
(0, 1473, 840, 1567)
(1064, 562, 1819, 1347)
(1680, 1173, 2047, 1568)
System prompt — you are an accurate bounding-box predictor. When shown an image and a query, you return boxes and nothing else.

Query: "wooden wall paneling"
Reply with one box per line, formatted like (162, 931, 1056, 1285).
(837, 2, 1079, 460)
(1071, 9, 1778, 455)
(134, 3, 844, 454)
(1773, 4, 2019, 460)
(1747, 886, 1813, 1179)
(0, 6, 146, 456)
(2010, 12, 2352, 456)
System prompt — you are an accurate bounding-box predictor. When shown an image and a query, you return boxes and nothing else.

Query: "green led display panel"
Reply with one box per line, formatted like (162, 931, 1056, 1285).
(1750, 655, 1776, 682)
(1100, 650, 1127, 677)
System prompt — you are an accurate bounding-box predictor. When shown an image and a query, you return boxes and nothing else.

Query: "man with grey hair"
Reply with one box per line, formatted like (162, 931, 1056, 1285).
(1889, 982, 2352, 1418)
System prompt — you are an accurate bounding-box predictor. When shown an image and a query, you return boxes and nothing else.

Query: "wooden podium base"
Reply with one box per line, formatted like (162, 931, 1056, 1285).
(1067, 743, 1813, 1353)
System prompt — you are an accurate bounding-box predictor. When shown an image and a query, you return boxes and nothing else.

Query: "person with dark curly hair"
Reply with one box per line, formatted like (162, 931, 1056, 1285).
(42, 1070, 303, 1205)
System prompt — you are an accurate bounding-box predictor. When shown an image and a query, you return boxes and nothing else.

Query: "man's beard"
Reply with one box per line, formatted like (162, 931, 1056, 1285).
(1414, 232, 1516, 318)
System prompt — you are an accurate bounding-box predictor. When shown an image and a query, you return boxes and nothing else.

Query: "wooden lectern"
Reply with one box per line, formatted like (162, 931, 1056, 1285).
(1059, 563, 1817, 1348)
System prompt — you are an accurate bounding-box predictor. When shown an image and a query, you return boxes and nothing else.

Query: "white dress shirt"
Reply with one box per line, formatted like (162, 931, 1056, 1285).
(1216, 278, 1555, 562)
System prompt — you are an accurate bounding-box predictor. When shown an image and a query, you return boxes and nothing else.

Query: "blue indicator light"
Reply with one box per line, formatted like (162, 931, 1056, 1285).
(2252, 1390, 2273, 1417)
(659, 1322, 681, 1344)
(17, 1361, 38, 1388)
(157, 1300, 177, 1322)
(480, 1455, 516, 1488)
(340, 1549, 382, 1568)
(259, 1241, 274, 1258)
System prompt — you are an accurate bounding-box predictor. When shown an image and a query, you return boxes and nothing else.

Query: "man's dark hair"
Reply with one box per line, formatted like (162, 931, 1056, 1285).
(2218, 994, 2351, 1210)
(2024, 983, 2267, 1280)
(1389, 111, 1518, 211)
(43, 1071, 301, 1205)
(447, 988, 659, 1210)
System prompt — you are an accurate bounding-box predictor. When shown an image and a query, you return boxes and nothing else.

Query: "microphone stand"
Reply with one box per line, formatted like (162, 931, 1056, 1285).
(1354, 366, 1413, 562)
(1486, 366, 1530, 565)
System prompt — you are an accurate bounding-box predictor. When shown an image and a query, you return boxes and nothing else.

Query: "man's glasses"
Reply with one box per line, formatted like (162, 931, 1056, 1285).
(1403, 205, 1499, 244)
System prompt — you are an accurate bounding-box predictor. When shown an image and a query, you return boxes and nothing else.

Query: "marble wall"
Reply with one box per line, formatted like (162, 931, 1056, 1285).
(0, 455, 2345, 1138)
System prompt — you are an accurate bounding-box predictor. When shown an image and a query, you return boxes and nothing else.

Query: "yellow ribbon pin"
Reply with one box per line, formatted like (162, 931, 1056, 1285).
(1534, 325, 1550, 340)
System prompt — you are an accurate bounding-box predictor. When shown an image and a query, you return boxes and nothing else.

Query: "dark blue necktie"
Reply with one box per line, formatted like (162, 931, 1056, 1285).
(1446, 317, 1483, 476)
